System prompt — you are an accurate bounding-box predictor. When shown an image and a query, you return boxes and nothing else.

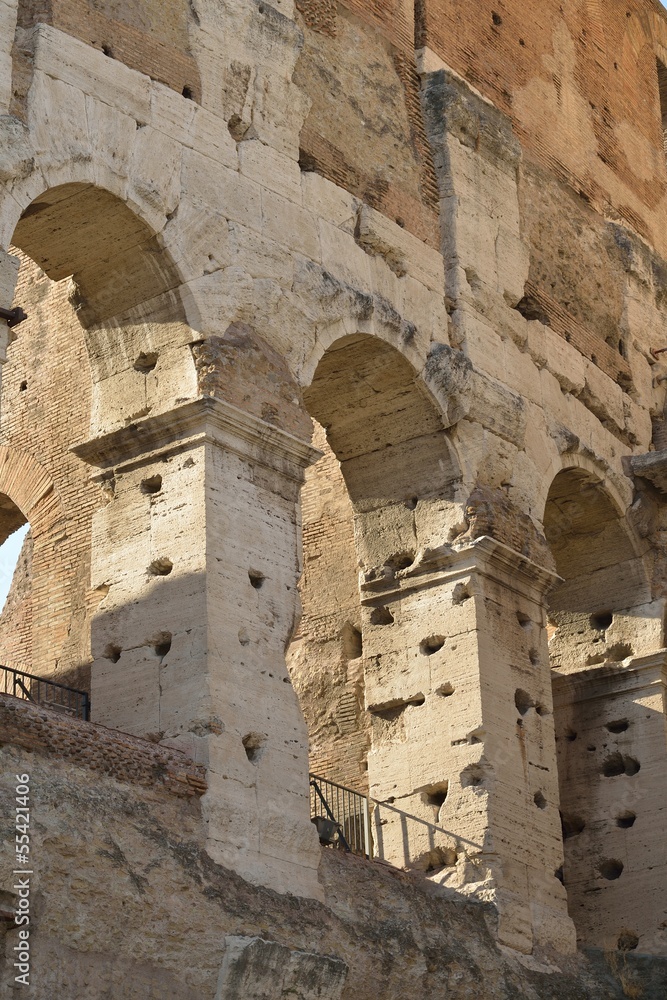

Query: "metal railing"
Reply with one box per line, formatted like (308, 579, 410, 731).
(309, 774, 372, 858)
(0, 665, 90, 721)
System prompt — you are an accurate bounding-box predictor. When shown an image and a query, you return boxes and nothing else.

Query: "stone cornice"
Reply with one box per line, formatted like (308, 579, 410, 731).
(361, 535, 562, 603)
(551, 650, 667, 707)
(71, 397, 322, 478)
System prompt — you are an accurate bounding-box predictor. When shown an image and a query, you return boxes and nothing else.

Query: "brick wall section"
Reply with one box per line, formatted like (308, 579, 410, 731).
(419, 0, 667, 255)
(287, 424, 370, 794)
(13, 0, 200, 110)
(393, 52, 441, 213)
(0, 694, 207, 796)
(295, 0, 337, 37)
(0, 251, 104, 689)
(520, 281, 633, 388)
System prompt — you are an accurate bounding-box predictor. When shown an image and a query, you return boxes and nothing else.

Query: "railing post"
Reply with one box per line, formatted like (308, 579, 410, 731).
(364, 796, 372, 859)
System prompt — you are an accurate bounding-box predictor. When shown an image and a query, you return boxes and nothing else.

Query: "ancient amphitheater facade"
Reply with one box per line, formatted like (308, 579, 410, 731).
(1, 0, 667, 996)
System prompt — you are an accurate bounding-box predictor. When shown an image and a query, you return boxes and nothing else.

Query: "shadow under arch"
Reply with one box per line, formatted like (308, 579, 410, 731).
(544, 464, 650, 621)
(9, 183, 184, 323)
(289, 332, 462, 799)
(304, 332, 461, 515)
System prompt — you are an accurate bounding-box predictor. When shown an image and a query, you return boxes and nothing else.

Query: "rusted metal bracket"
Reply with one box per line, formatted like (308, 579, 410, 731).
(0, 306, 27, 328)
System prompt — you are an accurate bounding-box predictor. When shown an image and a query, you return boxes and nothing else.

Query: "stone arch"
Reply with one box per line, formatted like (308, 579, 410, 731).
(288, 332, 463, 794)
(543, 463, 649, 624)
(5, 179, 193, 439)
(536, 451, 634, 529)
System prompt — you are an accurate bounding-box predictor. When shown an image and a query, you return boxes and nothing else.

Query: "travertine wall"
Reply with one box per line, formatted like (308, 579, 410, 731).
(2, 716, 667, 1000)
(0, 0, 667, 971)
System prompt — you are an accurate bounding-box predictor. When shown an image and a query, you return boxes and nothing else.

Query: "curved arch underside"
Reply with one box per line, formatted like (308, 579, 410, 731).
(304, 333, 460, 511)
(12, 183, 183, 327)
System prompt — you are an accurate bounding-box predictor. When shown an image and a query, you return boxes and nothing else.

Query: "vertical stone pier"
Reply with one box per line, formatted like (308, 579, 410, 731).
(75, 385, 324, 899)
(364, 537, 576, 954)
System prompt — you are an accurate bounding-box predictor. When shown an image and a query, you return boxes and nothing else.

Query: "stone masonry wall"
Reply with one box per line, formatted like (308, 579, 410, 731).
(1, 727, 667, 999)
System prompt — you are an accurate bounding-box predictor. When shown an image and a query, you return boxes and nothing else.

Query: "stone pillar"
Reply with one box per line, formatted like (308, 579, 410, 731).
(364, 537, 576, 954)
(74, 395, 323, 900)
(553, 653, 667, 955)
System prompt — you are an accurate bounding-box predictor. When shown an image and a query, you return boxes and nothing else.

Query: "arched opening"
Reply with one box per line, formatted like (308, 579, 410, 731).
(289, 332, 461, 822)
(0, 181, 190, 701)
(545, 466, 658, 951)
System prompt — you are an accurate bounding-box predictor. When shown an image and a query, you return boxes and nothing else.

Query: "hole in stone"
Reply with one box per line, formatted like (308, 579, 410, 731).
(228, 114, 249, 141)
(516, 611, 531, 629)
(412, 845, 458, 873)
(19, 380, 27, 392)
(565, 728, 578, 742)
(103, 643, 121, 663)
(602, 752, 640, 777)
(599, 859, 624, 880)
(148, 558, 173, 576)
(370, 606, 394, 626)
(534, 791, 547, 809)
(141, 475, 163, 495)
(461, 764, 484, 788)
(420, 635, 445, 655)
(515, 688, 533, 715)
(242, 732, 266, 763)
(182, 85, 194, 100)
(617, 929, 639, 951)
(616, 811, 636, 829)
(102, 44, 113, 57)
(529, 648, 539, 666)
(422, 782, 448, 810)
(342, 623, 362, 659)
(404, 496, 418, 510)
(554, 865, 564, 884)
(248, 570, 265, 590)
(492, 11, 502, 25)
(590, 611, 613, 631)
(561, 812, 586, 839)
(436, 682, 455, 697)
(153, 632, 172, 657)
(606, 719, 629, 734)
(452, 582, 471, 604)
(370, 703, 405, 722)
(385, 551, 414, 573)
(535, 702, 549, 716)
(605, 642, 633, 662)
(134, 351, 158, 373)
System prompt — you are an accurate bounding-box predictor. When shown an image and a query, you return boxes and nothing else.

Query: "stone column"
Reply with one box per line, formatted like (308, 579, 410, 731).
(364, 537, 576, 954)
(74, 395, 323, 901)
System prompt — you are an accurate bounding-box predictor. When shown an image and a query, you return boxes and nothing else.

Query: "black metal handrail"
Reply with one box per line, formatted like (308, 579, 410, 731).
(0, 665, 90, 721)
(309, 774, 372, 858)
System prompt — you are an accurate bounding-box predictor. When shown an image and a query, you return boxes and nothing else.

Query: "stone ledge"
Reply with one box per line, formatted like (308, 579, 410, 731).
(0, 694, 207, 797)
